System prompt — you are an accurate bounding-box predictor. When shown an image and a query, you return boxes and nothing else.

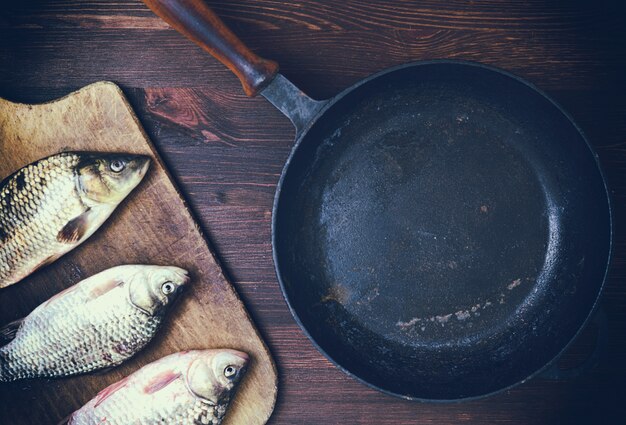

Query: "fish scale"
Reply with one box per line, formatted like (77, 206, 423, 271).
(1, 155, 81, 271)
(0, 152, 150, 288)
(0, 265, 188, 382)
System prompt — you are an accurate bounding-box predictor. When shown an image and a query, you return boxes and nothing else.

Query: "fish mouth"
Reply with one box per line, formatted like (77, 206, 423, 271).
(217, 349, 250, 369)
(181, 269, 191, 285)
(171, 267, 190, 286)
(134, 155, 151, 179)
(228, 350, 249, 363)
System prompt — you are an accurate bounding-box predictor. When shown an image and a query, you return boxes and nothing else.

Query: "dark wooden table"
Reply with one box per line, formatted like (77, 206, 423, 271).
(1, 1, 626, 424)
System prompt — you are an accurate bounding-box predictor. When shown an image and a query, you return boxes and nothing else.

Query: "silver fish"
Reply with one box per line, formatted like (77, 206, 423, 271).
(65, 349, 249, 425)
(0, 152, 151, 288)
(0, 265, 189, 381)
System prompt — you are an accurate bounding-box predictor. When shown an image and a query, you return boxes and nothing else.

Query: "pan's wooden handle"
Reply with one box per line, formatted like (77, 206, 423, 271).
(142, 0, 279, 96)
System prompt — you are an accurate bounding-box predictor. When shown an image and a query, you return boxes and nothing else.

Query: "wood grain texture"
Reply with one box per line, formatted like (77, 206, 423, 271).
(1, 0, 626, 424)
(0, 82, 277, 425)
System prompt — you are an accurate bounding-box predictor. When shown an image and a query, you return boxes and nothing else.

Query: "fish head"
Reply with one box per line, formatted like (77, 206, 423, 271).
(127, 266, 190, 316)
(185, 349, 249, 405)
(77, 153, 151, 205)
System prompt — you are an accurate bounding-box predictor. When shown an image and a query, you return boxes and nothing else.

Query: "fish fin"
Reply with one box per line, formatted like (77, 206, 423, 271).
(56, 413, 75, 425)
(143, 369, 181, 394)
(30, 253, 62, 276)
(92, 366, 115, 376)
(43, 273, 122, 309)
(43, 284, 79, 308)
(86, 277, 123, 300)
(94, 375, 131, 408)
(57, 210, 91, 244)
(0, 318, 23, 345)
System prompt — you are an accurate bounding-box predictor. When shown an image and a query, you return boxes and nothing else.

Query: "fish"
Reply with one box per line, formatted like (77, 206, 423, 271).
(63, 349, 249, 425)
(0, 152, 151, 288)
(0, 264, 189, 382)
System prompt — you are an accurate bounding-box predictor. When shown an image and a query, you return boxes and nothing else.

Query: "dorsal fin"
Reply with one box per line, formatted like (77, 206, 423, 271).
(56, 412, 75, 425)
(43, 285, 79, 308)
(94, 374, 131, 408)
(30, 253, 62, 276)
(0, 318, 23, 346)
(91, 366, 115, 376)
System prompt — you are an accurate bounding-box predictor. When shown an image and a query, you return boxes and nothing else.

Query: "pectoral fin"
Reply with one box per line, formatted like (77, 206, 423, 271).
(0, 318, 23, 346)
(87, 278, 123, 300)
(143, 369, 181, 394)
(57, 209, 91, 244)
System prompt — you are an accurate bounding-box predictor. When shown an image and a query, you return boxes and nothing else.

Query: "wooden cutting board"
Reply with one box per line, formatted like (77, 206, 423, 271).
(0, 82, 277, 424)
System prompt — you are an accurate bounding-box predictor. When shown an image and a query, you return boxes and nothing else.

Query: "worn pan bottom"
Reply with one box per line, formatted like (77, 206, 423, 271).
(273, 62, 611, 400)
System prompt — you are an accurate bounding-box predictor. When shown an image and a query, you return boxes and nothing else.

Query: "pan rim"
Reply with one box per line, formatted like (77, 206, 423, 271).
(270, 58, 614, 401)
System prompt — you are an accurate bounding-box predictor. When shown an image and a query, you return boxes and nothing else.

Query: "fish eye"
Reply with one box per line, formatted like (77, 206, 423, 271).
(109, 159, 126, 173)
(224, 365, 238, 378)
(161, 281, 176, 295)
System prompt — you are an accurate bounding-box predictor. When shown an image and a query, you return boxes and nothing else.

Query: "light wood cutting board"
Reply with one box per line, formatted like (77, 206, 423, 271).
(0, 82, 277, 424)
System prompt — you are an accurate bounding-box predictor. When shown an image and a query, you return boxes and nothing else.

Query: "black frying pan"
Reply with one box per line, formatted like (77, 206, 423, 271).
(143, 0, 612, 400)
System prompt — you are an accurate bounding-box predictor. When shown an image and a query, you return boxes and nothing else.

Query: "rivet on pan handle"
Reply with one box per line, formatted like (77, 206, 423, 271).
(142, 0, 279, 97)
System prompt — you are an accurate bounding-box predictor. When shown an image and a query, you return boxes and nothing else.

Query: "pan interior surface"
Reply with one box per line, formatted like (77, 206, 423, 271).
(273, 63, 611, 399)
